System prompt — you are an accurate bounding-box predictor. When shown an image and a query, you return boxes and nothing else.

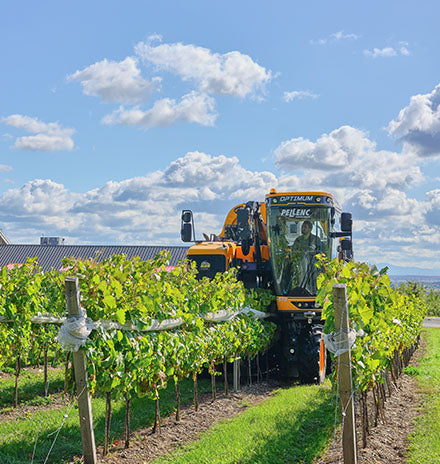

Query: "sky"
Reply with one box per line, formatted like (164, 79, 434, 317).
(1, 0, 440, 275)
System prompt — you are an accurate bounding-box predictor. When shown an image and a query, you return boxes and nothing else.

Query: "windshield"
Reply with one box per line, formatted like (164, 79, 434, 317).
(267, 206, 332, 297)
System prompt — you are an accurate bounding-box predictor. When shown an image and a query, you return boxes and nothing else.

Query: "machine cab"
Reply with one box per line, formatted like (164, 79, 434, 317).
(266, 190, 345, 313)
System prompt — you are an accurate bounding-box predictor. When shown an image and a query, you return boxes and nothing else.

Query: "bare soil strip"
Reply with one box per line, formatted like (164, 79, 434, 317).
(88, 382, 279, 464)
(316, 341, 424, 464)
(68, 342, 423, 464)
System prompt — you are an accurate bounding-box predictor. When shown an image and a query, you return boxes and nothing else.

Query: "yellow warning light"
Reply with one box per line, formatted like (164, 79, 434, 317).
(269, 188, 277, 194)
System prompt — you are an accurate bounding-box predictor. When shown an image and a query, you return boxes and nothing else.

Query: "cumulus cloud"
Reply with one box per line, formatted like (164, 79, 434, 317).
(2, 115, 75, 151)
(272, 118, 440, 269)
(274, 125, 422, 192)
(0, 152, 277, 244)
(332, 184, 440, 270)
(387, 84, 440, 157)
(67, 39, 272, 129)
(344, 188, 423, 220)
(0, 179, 77, 216)
(283, 90, 319, 102)
(363, 47, 397, 58)
(310, 31, 360, 45)
(160, 151, 277, 194)
(0, 143, 439, 271)
(332, 31, 361, 41)
(273, 124, 426, 265)
(425, 189, 440, 226)
(135, 40, 272, 98)
(67, 57, 160, 104)
(363, 46, 410, 58)
(102, 92, 217, 127)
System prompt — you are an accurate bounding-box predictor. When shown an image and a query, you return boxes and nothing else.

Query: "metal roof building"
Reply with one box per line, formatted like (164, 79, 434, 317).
(0, 244, 189, 271)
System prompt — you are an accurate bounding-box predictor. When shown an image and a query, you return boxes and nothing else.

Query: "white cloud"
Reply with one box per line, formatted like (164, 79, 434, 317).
(14, 134, 74, 151)
(331, 31, 361, 41)
(67, 39, 273, 129)
(2, 82, 440, 271)
(387, 83, 440, 157)
(67, 57, 160, 104)
(311, 31, 360, 45)
(272, 114, 440, 270)
(135, 40, 272, 98)
(425, 189, 440, 226)
(0, 179, 78, 216)
(363, 45, 411, 58)
(363, 47, 397, 58)
(0, 141, 439, 271)
(0, 152, 278, 244)
(102, 92, 217, 127)
(275, 126, 423, 192)
(160, 151, 277, 193)
(0, 165, 12, 172)
(2, 115, 75, 151)
(283, 90, 319, 102)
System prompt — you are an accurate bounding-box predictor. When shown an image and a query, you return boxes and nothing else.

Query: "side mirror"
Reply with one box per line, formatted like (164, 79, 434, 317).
(180, 209, 194, 242)
(341, 239, 352, 251)
(182, 210, 192, 223)
(340, 238, 353, 261)
(341, 212, 352, 233)
(181, 223, 192, 242)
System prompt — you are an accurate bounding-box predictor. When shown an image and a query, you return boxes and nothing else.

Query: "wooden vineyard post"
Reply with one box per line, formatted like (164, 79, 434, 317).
(65, 276, 97, 464)
(333, 283, 357, 464)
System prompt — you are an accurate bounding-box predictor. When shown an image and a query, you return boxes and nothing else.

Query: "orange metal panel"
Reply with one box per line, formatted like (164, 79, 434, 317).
(219, 202, 266, 237)
(235, 245, 269, 262)
(276, 296, 319, 311)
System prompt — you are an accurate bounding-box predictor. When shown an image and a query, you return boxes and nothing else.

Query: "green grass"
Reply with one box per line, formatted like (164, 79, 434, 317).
(0, 367, 65, 408)
(154, 383, 336, 464)
(0, 377, 213, 464)
(407, 328, 440, 464)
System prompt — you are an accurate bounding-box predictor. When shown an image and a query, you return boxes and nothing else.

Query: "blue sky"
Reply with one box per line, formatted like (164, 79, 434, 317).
(1, 0, 440, 274)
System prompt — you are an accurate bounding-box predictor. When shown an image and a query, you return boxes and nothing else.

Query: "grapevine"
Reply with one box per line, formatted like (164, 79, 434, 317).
(0, 252, 275, 453)
(315, 255, 427, 446)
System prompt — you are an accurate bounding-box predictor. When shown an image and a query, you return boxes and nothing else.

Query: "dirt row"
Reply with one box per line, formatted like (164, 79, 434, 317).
(75, 353, 422, 464)
(93, 382, 278, 464)
(1, 353, 423, 464)
(317, 340, 424, 464)
(0, 351, 421, 463)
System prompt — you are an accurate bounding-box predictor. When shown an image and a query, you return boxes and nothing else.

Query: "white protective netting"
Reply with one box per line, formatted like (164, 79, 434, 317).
(323, 328, 357, 357)
(57, 316, 95, 352)
(56, 305, 267, 351)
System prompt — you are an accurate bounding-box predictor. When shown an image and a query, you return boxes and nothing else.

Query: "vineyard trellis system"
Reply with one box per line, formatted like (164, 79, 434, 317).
(0, 252, 428, 464)
(317, 256, 427, 462)
(0, 253, 276, 464)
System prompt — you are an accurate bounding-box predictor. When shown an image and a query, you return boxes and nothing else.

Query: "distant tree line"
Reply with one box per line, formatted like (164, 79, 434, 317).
(398, 281, 440, 317)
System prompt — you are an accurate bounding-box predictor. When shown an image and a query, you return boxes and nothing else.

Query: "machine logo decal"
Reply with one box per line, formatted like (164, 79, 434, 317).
(280, 208, 312, 218)
(280, 195, 314, 202)
(200, 261, 211, 270)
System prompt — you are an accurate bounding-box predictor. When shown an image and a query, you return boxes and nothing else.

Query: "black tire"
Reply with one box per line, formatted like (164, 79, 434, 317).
(297, 324, 325, 384)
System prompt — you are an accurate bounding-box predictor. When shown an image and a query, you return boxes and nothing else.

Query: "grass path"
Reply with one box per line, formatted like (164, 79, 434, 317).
(153, 383, 336, 464)
(407, 328, 440, 464)
(0, 377, 213, 464)
(0, 367, 65, 409)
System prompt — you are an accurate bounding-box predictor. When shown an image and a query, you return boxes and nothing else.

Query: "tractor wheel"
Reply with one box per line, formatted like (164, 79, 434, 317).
(297, 324, 325, 384)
